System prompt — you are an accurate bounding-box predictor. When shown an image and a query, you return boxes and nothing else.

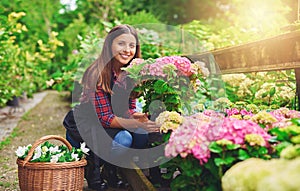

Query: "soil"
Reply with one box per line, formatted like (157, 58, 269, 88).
(0, 91, 129, 191)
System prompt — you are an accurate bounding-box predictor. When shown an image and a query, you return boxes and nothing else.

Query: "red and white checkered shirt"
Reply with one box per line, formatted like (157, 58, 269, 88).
(92, 73, 136, 128)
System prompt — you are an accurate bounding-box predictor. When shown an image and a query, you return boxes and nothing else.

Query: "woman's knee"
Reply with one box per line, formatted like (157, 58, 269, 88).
(113, 130, 133, 148)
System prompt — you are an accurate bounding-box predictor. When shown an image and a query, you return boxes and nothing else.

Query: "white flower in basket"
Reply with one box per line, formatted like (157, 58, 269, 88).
(16, 138, 89, 162)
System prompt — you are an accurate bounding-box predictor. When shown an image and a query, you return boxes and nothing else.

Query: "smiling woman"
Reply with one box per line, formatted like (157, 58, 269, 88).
(63, 24, 161, 190)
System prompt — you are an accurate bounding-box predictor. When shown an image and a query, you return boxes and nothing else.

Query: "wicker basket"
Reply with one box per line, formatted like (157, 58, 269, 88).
(16, 135, 87, 191)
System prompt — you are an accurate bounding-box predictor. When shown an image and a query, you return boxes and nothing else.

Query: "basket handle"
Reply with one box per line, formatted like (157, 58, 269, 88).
(23, 135, 73, 166)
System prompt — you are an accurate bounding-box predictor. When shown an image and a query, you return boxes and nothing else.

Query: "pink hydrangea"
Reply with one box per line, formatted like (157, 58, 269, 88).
(148, 61, 167, 77)
(130, 56, 195, 78)
(226, 108, 253, 117)
(157, 56, 192, 76)
(165, 116, 212, 164)
(216, 118, 271, 145)
(165, 112, 272, 165)
(270, 108, 300, 121)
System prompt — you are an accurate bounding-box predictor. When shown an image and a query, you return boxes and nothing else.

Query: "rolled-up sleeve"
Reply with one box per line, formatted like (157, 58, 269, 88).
(93, 88, 115, 128)
(128, 98, 136, 115)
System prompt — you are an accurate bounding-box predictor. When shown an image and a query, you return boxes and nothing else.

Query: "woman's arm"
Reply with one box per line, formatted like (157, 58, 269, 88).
(93, 86, 159, 132)
(110, 116, 160, 133)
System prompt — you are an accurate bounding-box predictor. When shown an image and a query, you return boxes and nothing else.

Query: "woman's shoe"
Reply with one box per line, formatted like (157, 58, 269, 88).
(102, 164, 129, 189)
(88, 180, 108, 191)
(84, 152, 108, 191)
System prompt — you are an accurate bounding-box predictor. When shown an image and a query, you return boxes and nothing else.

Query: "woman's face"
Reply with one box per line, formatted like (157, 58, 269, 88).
(111, 33, 137, 66)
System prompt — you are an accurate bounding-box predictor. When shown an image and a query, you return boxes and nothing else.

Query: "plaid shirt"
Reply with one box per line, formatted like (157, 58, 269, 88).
(93, 73, 136, 128)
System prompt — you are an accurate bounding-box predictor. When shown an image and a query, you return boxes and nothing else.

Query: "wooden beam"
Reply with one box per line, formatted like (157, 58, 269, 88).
(119, 163, 157, 191)
(295, 68, 300, 110)
(186, 30, 300, 74)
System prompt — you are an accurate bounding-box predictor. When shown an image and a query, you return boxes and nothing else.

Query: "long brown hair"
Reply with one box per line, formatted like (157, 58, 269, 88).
(81, 24, 141, 97)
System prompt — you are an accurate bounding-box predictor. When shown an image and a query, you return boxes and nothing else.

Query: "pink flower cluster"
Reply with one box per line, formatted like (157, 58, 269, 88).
(165, 111, 272, 165)
(225, 108, 253, 117)
(216, 118, 271, 145)
(268, 108, 300, 128)
(270, 107, 300, 121)
(148, 60, 168, 77)
(165, 114, 212, 164)
(133, 56, 193, 77)
(156, 56, 192, 76)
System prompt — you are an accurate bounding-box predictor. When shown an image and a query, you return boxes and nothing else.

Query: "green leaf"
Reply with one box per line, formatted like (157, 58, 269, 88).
(165, 95, 180, 104)
(209, 142, 223, 153)
(224, 156, 235, 165)
(153, 80, 168, 94)
(258, 147, 268, 155)
(170, 174, 190, 190)
(291, 118, 300, 126)
(214, 158, 225, 166)
(274, 141, 292, 153)
(226, 144, 240, 150)
(269, 127, 290, 141)
(238, 149, 250, 160)
(269, 87, 276, 97)
(261, 92, 268, 98)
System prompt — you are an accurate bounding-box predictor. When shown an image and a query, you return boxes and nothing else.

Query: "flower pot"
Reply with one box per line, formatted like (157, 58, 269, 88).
(6, 96, 20, 107)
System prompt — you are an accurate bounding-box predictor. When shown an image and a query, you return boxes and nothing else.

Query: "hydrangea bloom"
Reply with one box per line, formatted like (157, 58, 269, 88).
(127, 56, 209, 78)
(165, 111, 272, 165)
(157, 56, 192, 76)
(155, 111, 183, 133)
(251, 111, 278, 129)
(165, 116, 211, 164)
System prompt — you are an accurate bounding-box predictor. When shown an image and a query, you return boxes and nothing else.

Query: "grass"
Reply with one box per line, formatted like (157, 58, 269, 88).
(0, 181, 11, 188)
(0, 127, 20, 151)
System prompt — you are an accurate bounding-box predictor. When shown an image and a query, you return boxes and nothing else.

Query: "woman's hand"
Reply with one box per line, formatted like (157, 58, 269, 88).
(112, 116, 160, 132)
(132, 112, 160, 132)
(139, 120, 160, 133)
(132, 112, 148, 122)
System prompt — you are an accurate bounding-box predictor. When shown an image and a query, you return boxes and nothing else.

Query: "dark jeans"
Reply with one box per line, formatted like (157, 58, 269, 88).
(66, 127, 152, 185)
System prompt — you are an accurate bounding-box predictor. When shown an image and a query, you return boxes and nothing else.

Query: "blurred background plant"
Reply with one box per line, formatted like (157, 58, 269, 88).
(0, 0, 298, 110)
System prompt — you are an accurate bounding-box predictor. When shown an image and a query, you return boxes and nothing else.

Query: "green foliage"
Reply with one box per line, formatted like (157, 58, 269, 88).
(0, 12, 27, 105)
(121, 10, 161, 25)
(222, 71, 296, 109)
(76, 0, 123, 24)
(0, 12, 63, 107)
(50, 31, 103, 93)
(136, 26, 182, 59)
(181, 0, 291, 50)
(269, 118, 300, 156)
(58, 13, 89, 60)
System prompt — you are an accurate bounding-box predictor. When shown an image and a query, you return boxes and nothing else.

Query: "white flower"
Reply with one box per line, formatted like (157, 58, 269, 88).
(46, 79, 55, 87)
(49, 146, 60, 154)
(15, 146, 27, 157)
(80, 142, 89, 155)
(71, 152, 79, 161)
(50, 154, 59, 163)
(31, 145, 42, 161)
(16, 141, 86, 162)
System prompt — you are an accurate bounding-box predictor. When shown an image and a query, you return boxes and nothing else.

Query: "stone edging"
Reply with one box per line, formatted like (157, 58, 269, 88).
(0, 91, 48, 141)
